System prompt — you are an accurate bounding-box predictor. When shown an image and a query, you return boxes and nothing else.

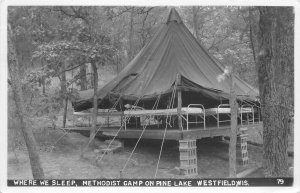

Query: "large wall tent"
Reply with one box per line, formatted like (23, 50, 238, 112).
(72, 8, 258, 112)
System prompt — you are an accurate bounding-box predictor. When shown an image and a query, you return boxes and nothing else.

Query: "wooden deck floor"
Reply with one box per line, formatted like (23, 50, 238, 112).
(63, 123, 262, 140)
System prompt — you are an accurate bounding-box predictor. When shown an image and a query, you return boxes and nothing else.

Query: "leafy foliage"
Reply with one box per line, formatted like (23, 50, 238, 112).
(180, 6, 258, 87)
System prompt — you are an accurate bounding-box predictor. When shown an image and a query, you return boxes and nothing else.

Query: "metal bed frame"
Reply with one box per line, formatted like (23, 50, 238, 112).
(72, 103, 261, 130)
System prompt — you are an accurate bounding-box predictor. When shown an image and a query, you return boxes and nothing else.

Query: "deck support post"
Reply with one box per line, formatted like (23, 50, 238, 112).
(229, 74, 238, 177)
(177, 74, 183, 130)
(237, 133, 249, 167)
(178, 139, 198, 176)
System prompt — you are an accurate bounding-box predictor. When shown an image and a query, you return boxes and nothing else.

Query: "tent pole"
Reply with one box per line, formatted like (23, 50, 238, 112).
(177, 74, 183, 130)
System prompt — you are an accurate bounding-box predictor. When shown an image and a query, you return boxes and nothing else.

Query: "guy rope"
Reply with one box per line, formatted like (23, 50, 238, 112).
(97, 95, 145, 163)
(119, 94, 161, 178)
(80, 94, 123, 156)
(154, 83, 177, 178)
(51, 95, 122, 153)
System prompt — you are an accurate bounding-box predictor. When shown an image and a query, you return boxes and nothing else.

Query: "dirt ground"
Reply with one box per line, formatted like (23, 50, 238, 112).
(8, 126, 293, 179)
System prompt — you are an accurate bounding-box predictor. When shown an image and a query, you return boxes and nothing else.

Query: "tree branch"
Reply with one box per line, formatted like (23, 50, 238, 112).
(67, 72, 93, 87)
(54, 6, 90, 25)
(57, 63, 86, 75)
(208, 34, 231, 51)
(109, 7, 132, 19)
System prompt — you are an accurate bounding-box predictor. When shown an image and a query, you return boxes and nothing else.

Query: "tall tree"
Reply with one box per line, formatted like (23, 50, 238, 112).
(128, 7, 135, 62)
(257, 7, 294, 177)
(8, 24, 45, 179)
(89, 62, 98, 147)
(54, 7, 115, 145)
(229, 74, 238, 177)
(79, 64, 87, 90)
(60, 64, 68, 128)
(192, 6, 200, 41)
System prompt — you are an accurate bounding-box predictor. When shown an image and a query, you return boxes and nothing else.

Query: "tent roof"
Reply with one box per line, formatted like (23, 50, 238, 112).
(167, 7, 182, 23)
(73, 8, 258, 111)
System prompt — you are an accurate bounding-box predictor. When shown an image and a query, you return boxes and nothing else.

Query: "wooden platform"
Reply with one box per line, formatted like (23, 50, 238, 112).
(63, 123, 262, 140)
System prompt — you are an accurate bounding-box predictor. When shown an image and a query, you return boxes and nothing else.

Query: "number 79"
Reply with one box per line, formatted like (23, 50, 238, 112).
(277, 179, 284, 185)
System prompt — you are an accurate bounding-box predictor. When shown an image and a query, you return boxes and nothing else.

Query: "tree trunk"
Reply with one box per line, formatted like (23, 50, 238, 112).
(42, 76, 46, 94)
(39, 76, 46, 94)
(257, 7, 293, 177)
(8, 24, 45, 179)
(127, 7, 134, 63)
(248, 8, 257, 64)
(89, 62, 98, 147)
(229, 74, 238, 177)
(61, 65, 67, 128)
(62, 97, 68, 128)
(192, 7, 199, 40)
(79, 64, 87, 90)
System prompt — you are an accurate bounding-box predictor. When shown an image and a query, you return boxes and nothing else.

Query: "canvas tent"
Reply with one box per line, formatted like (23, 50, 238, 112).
(72, 8, 258, 112)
